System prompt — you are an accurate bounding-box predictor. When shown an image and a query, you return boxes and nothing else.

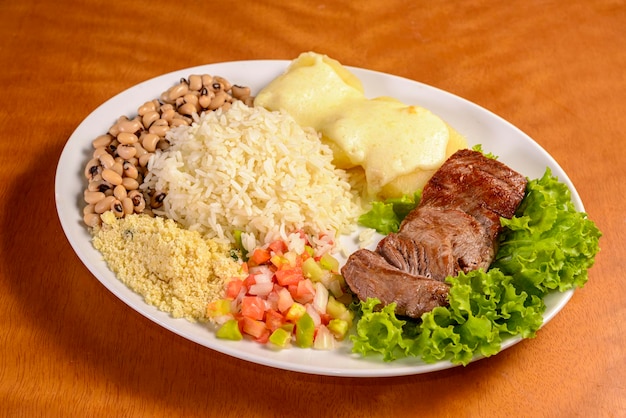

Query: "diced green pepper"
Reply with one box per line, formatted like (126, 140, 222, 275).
(295, 313, 315, 348)
(319, 253, 339, 272)
(216, 319, 243, 341)
(302, 257, 326, 282)
(269, 328, 292, 348)
(327, 318, 350, 341)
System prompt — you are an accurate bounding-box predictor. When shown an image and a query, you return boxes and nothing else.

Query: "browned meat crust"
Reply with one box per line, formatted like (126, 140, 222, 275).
(342, 149, 527, 318)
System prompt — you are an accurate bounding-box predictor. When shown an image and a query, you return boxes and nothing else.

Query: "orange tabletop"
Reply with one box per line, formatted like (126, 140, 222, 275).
(1, 1, 624, 416)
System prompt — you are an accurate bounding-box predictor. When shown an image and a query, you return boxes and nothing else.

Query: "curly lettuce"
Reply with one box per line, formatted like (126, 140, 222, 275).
(357, 191, 421, 235)
(351, 168, 601, 365)
(493, 169, 602, 295)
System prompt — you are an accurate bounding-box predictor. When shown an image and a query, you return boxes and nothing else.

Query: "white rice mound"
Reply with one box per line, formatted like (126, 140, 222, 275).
(142, 101, 363, 250)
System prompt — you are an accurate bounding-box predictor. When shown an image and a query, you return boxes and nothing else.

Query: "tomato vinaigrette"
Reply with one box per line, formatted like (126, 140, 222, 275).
(207, 231, 355, 350)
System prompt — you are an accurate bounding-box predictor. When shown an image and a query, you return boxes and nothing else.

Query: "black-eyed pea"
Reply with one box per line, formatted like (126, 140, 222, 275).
(95, 195, 116, 214)
(142, 110, 160, 129)
(122, 161, 139, 179)
(244, 96, 255, 107)
(84, 190, 106, 205)
(167, 82, 189, 102)
(157, 139, 170, 151)
(116, 144, 137, 160)
(117, 118, 143, 134)
(102, 168, 123, 186)
(139, 152, 153, 168)
(170, 118, 189, 128)
(160, 107, 176, 123)
(92, 134, 113, 149)
(108, 123, 120, 137)
(183, 93, 199, 106)
(111, 199, 125, 218)
(84, 213, 101, 227)
(149, 121, 169, 137)
(113, 184, 127, 200)
(188, 74, 202, 91)
(210, 80, 223, 93)
(83, 204, 96, 216)
(208, 91, 228, 110)
(128, 190, 146, 213)
(178, 102, 197, 116)
(111, 161, 124, 177)
(138, 100, 157, 116)
(141, 133, 160, 152)
(93, 146, 110, 160)
(198, 91, 214, 109)
(231, 85, 251, 101)
(121, 177, 139, 190)
(201, 74, 213, 87)
(220, 102, 232, 112)
(107, 139, 119, 155)
(133, 141, 148, 158)
(151, 192, 166, 209)
(121, 197, 134, 215)
(84, 158, 101, 179)
(87, 180, 100, 192)
(99, 153, 115, 169)
(160, 90, 172, 105)
(88, 179, 110, 193)
(117, 132, 139, 145)
(214, 76, 232, 92)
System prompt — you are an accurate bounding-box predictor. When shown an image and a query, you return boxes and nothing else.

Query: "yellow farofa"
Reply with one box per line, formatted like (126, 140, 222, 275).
(91, 211, 242, 322)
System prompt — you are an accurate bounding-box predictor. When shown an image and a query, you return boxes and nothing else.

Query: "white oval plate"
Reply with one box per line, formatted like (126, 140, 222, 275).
(55, 60, 581, 377)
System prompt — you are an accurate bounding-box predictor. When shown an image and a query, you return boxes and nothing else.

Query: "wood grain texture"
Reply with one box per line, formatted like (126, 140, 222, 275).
(1, 0, 624, 416)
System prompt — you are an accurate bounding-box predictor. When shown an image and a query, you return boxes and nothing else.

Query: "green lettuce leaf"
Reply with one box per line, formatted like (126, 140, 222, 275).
(358, 192, 421, 234)
(493, 168, 602, 295)
(350, 298, 408, 361)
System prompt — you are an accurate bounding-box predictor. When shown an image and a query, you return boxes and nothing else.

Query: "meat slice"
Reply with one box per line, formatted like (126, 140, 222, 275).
(342, 149, 528, 319)
(378, 206, 494, 282)
(342, 249, 450, 318)
(418, 148, 527, 240)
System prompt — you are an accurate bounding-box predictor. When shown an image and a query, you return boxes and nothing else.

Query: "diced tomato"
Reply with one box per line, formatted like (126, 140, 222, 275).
(264, 289, 277, 308)
(243, 274, 256, 289)
(268, 240, 287, 255)
(287, 284, 298, 300)
(294, 279, 315, 304)
(275, 266, 303, 286)
(249, 248, 271, 266)
(255, 329, 271, 344)
(265, 309, 286, 332)
(277, 287, 294, 313)
(241, 296, 265, 321)
(225, 279, 244, 299)
(242, 317, 268, 339)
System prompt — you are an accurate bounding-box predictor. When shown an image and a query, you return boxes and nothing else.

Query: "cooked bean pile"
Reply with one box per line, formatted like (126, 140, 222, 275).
(82, 74, 253, 227)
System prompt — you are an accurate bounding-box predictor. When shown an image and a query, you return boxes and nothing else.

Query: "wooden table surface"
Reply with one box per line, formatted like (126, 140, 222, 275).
(1, 0, 624, 416)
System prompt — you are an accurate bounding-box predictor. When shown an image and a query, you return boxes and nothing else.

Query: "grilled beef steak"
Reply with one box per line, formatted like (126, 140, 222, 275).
(342, 149, 527, 318)
(341, 249, 450, 318)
